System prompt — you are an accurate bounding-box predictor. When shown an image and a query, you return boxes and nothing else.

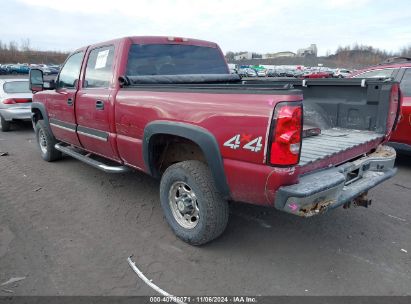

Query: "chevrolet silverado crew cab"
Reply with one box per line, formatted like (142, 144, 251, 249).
(29, 36, 400, 245)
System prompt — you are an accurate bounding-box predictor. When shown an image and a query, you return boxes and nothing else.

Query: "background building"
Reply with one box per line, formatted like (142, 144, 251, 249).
(262, 51, 296, 59)
(297, 44, 318, 57)
(234, 52, 253, 60)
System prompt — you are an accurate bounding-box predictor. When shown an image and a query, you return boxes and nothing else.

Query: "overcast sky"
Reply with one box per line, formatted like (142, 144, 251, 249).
(1, 0, 410, 56)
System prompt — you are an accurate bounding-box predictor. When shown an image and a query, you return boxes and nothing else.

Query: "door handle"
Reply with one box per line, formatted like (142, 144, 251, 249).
(67, 98, 73, 106)
(95, 100, 104, 110)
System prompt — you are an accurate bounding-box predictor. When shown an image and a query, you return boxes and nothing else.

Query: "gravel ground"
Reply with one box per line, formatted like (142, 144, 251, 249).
(0, 121, 410, 297)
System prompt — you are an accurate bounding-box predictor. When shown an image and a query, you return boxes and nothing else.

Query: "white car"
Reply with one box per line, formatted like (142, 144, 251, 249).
(31, 64, 52, 75)
(334, 69, 352, 78)
(246, 69, 257, 77)
(257, 69, 267, 77)
(0, 79, 33, 131)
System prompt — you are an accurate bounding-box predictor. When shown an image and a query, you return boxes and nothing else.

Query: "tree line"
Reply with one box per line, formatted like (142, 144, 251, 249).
(0, 39, 69, 65)
(1, 39, 410, 68)
(329, 44, 410, 67)
(226, 44, 411, 68)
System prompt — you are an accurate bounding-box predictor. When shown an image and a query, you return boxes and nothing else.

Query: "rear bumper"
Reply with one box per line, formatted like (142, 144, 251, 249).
(274, 145, 397, 217)
(0, 107, 31, 121)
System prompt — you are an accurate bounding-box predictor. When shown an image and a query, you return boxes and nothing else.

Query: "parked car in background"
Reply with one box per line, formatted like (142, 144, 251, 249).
(48, 65, 61, 75)
(31, 64, 52, 75)
(246, 68, 257, 77)
(293, 69, 304, 78)
(351, 57, 411, 151)
(334, 68, 352, 78)
(266, 69, 279, 77)
(3, 64, 14, 73)
(41, 66, 52, 75)
(277, 69, 288, 77)
(0, 65, 8, 75)
(8, 64, 30, 75)
(257, 69, 267, 77)
(0, 79, 32, 131)
(302, 70, 332, 78)
(285, 69, 296, 77)
(237, 68, 248, 77)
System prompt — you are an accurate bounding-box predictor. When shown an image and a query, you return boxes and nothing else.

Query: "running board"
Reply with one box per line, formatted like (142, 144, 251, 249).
(54, 143, 130, 173)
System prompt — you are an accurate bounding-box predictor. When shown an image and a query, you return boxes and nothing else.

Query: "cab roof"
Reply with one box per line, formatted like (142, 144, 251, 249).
(73, 36, 219, 53)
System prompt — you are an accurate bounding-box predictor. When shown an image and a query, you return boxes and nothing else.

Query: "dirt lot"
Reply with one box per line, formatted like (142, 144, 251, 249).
(0, 121, 410, 296)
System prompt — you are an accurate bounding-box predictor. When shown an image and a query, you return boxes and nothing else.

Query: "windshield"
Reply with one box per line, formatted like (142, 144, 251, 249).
(126, 44, 228, 76)
(3, 81, 30, 93)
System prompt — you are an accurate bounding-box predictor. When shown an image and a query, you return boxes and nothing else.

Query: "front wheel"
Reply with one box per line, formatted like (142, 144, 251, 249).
(35, 120, 62, 161)
(160, 160, 229, 245)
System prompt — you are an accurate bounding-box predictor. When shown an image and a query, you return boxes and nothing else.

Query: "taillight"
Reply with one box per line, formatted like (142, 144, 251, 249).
(268, 102, 303, 166)
(2, 98, 32, 104)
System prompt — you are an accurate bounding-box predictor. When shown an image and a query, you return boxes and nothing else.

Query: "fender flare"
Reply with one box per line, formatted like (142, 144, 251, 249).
(31, 102, 50, 128)
(143, 121, 230, 199)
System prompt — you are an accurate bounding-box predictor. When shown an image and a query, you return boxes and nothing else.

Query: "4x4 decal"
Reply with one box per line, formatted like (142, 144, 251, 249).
(223, 134, 263, 152)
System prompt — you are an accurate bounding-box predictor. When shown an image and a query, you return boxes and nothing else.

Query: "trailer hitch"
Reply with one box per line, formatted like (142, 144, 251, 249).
(352, 192, 372, 208)
(343, 192, 372, 209)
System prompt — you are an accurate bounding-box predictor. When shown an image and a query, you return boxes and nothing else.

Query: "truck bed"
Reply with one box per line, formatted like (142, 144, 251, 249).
(299, 128, 384, 166)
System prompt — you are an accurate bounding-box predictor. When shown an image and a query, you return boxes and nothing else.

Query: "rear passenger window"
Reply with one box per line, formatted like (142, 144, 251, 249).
(84, 46, 115, 88)
(400, 69, 411, 97)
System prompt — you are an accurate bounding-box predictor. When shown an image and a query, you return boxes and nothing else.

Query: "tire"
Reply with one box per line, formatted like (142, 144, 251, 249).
(0, 116, 11, 132)
(35, 120, 62, 162)
(160, 160, 229, 245)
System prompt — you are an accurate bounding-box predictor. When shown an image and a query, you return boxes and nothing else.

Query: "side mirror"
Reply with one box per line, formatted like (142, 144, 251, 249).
(29, 68, 44, 92)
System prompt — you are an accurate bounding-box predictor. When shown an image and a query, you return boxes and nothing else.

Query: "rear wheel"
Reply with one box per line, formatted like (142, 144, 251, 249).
(0, 116, 11, 132)
(160, 160, 229, 245)
(35, 120, 62, 161)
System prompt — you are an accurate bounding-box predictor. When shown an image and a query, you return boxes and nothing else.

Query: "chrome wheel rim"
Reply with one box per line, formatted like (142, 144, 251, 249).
(38, 130, 48, 154)
(168, 181, 199, 229)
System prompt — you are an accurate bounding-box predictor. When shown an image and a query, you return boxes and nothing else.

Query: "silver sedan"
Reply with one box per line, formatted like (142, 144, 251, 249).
(0, 79, 33, 131)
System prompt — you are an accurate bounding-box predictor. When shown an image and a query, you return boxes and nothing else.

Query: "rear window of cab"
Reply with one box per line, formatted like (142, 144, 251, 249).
(126, 44, 228, 76)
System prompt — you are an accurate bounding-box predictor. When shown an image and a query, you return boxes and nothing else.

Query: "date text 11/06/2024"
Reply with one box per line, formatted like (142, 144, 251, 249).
(149, 296, 257, 303)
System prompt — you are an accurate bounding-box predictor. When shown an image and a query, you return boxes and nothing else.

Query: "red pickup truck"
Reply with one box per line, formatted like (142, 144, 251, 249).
(29, 36, 400, 245)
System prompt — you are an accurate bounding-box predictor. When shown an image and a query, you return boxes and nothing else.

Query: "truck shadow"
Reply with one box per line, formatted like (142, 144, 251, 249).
(205, 198, 403, 264)
(223, 201, 357, 246)
(395, 152, 411, 168)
